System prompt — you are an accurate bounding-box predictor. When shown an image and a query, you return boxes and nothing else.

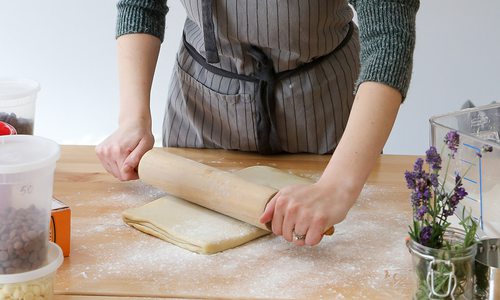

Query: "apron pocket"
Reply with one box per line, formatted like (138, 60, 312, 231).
(173, 61, 258, 151)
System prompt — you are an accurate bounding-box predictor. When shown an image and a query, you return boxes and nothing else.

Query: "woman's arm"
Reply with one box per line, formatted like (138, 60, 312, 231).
(260, 82, 400, 245)
(260, 0, 419, 246)
(96, 0, 168, 180)
(96, 34, 160, 181)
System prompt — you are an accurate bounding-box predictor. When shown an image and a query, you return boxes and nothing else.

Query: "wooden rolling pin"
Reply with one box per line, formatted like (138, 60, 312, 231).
(138, 149, 334, 235)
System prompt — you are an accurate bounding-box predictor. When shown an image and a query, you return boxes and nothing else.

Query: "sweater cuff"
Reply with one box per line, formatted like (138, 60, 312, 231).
(354, 0, 419, 100)
(116, 0, 169, 42)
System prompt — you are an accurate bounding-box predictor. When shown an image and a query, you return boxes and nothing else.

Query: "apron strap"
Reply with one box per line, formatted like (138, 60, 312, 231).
(202, 0, 220, 63)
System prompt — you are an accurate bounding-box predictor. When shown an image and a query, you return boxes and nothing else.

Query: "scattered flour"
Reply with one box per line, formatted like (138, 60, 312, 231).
(56, 182, 413, 299)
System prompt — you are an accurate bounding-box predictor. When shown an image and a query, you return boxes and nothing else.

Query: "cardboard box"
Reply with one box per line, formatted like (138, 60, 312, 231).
(50, 198, 71, 257)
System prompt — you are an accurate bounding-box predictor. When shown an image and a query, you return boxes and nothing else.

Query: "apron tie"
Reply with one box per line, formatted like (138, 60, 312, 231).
(202, 0, 220, 63)
(247, 47, 282, 154)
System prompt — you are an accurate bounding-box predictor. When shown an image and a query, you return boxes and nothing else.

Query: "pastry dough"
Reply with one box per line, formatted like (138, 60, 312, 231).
(123, 166, 312, 254)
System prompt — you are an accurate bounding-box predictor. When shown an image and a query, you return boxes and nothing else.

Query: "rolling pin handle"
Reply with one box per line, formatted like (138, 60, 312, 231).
(324, 226, 335, 236)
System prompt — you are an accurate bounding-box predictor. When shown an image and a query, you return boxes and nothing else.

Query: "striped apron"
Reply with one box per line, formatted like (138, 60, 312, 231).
(163, 0, 360, 154)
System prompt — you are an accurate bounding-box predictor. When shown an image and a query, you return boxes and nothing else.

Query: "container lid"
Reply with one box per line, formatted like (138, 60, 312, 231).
(0, 78, 40, 105)
(0, 135, 60, 174)
(0, 242, 63, 284)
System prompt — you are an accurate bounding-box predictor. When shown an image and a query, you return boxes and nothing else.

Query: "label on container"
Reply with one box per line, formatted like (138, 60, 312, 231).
(0, 121, 17, 135)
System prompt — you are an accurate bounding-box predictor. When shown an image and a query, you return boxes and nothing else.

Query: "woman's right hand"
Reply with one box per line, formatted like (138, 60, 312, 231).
(95, 121, 154, 181)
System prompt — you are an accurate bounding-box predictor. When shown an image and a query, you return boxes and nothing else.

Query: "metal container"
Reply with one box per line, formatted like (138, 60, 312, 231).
(475, 238, 500, 299)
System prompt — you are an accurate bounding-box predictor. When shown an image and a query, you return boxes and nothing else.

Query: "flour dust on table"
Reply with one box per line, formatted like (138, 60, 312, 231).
(60, 183, 412, 299)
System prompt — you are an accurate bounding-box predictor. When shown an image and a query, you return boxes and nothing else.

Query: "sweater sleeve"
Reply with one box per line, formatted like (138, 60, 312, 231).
(349, 0, 419, 100)
(116, 0, 169, 42)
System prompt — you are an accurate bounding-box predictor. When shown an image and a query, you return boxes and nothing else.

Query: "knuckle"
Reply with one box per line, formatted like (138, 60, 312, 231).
(313, 215, 328, 227)
(275, 197, 288, 210)
(287, 202, 300, 215)
(305, 234, 322, 246)
(111, 145, 124, 156)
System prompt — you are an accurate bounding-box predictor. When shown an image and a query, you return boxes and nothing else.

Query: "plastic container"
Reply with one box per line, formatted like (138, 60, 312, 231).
(430, 102, 500, 238)
(0, 242, 63, 300)
(0, 135, 60, 274)
(0, 78, 40, 135)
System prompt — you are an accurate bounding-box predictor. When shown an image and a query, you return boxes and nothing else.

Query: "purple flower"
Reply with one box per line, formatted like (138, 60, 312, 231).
(443, 175, 468, 216)
(414, 158, 424, 172)
(444, 131, 460, 157)
(429, 173, 439, 188)
(406, 130, 477, 248)
(416, 205, 428, 220)
(420, 226, 433, 246)
(405, 171, 416, 189)
(425, 146, 442, 170)
(454, 175, 468, 200)
(405, 157, 434, 221)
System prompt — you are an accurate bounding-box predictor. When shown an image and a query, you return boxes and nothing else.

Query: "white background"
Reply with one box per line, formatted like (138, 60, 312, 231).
(1, 0, 499, 155)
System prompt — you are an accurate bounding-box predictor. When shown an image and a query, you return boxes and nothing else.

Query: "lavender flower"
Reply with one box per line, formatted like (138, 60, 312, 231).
(414, 158, 424, 172)
(420, 226, 433, 247)
(416, 206, 428, 220)
(405, 171, 416, 189)
(453, 175, 468, 203)
(429, 173, 439, 188)
(444, 131, 460, 157)
(405, 157, 433, 221)
(425, 146, 442, 170)
(406, 130, 482, 249)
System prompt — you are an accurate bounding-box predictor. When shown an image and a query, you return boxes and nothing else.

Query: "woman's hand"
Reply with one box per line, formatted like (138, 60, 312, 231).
(95, 121, 154, 181)
(259, 83, 402, 247)
(259, 182, 357, 246)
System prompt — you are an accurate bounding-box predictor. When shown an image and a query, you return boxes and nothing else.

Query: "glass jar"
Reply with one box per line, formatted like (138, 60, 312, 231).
(407, 228, 477, 300)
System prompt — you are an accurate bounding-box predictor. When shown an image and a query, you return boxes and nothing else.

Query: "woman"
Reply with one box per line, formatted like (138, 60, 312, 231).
(96, 0, 419, 247)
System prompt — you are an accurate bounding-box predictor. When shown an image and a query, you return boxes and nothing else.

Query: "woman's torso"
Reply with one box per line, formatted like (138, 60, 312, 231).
(164, 0, 360, 154)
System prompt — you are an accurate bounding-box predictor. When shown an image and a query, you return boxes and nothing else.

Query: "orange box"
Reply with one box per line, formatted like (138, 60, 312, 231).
(50, 198, 71, 257)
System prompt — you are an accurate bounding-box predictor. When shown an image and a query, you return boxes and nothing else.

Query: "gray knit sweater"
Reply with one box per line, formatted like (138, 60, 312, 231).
(116, 0, 419, 98)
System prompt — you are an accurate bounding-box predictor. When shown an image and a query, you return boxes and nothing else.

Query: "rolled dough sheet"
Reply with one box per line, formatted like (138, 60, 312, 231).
(122, 166, 312, 254)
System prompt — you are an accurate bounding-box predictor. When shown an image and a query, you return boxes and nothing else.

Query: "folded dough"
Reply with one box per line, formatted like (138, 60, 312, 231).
(122, 166, 312, 254)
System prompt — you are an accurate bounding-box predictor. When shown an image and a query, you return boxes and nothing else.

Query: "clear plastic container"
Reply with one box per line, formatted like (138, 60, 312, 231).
(0, 242, 63, 300)
(0, 135, 60, 274)
(430, 102, 500, 238)
(0, 78, 40, 135)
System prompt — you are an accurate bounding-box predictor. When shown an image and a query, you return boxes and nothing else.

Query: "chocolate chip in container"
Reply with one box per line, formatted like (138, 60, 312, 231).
(0, 205, 49, 274)
(0, 250, 8, 261)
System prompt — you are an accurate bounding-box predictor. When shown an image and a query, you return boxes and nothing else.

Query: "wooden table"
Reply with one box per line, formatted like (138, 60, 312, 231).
(53, 146, 418, 299)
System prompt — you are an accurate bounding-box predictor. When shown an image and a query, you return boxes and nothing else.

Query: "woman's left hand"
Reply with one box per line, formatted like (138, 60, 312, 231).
(259, 182, 356, 246)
